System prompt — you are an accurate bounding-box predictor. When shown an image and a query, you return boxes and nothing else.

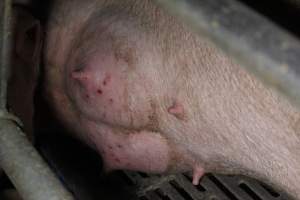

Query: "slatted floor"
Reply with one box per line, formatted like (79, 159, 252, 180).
(119, 171, 290, 200)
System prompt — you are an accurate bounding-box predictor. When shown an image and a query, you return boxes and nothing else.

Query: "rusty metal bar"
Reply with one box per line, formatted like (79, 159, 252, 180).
(154, 0, 300, 106)
(0, 0, 74, 199)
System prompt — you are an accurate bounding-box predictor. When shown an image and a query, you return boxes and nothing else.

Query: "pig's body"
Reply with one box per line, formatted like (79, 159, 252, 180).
(44, 0, 300, 199)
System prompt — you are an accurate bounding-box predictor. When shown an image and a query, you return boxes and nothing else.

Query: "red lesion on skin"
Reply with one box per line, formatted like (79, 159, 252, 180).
(97, 89, 103, 94)
(109, 98, 113, 103)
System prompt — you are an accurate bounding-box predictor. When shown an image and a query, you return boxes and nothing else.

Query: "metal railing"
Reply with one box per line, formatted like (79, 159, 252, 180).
(0, 0, 74, 199)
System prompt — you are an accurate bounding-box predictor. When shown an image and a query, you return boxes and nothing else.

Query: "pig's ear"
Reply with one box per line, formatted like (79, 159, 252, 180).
(14, 8, 42, 70)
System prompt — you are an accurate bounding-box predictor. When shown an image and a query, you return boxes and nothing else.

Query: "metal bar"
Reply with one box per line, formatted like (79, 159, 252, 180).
(0, 120, 74, 200)
(154, 0, 300, 106)
(0, 0, 12, 110)
(0, 1, 75, 199)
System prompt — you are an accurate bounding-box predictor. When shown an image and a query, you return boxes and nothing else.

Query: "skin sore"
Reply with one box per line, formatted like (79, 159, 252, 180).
(97, 89, 103, 94)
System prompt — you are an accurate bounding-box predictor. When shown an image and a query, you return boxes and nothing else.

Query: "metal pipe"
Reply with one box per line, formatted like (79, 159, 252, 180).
(0, 119, 74, 200)
(0, 0, 12, 110)
(0, 1, 74, 199)
(154, 0, 300, 106)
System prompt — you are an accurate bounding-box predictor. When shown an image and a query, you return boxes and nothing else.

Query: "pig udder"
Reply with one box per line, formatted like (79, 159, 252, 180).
(62, 23, 204, 184)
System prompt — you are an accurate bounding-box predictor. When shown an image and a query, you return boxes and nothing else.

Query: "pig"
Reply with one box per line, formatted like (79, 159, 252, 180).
(43, 0, 300, 199)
